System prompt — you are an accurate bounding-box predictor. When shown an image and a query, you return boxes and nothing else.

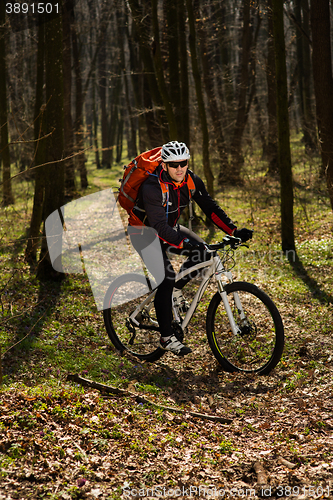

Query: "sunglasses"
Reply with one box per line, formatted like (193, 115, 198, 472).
(166, 160, 188, 169)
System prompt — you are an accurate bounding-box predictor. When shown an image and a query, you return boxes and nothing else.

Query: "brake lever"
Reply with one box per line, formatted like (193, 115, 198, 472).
(230, 237, 242, 249)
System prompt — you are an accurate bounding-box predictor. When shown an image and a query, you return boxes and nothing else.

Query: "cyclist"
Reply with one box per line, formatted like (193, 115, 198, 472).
(128, 141, 252, 356)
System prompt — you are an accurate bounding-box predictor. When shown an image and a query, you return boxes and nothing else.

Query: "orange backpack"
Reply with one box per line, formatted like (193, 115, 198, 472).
(118, 147, 163, 214)
(118, 147, 196, 215)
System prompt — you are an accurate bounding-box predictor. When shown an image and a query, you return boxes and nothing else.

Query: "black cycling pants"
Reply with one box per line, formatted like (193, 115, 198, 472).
(128, 225, 210, 338)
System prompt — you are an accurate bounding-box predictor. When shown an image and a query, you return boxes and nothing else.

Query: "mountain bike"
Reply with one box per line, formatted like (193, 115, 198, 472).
(103, 235, 284, 375)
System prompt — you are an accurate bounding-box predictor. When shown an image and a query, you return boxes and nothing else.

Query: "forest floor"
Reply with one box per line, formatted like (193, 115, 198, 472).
(1, 145, 333, 499)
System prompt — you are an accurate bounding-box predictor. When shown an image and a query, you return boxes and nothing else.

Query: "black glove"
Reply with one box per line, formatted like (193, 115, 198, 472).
(182, 238, 207, 252)
(233, 228, 253, 243)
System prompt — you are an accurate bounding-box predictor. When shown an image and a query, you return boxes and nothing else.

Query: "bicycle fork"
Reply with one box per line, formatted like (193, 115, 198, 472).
(217, 276, 246, 336)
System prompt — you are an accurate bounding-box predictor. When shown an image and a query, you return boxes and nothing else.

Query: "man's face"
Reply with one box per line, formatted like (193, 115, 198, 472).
(162, 160, 188, 183)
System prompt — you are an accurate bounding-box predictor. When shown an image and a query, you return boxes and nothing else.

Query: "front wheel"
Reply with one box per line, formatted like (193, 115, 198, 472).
(206, 282, 284, 374)
(103, 273, 165, 362)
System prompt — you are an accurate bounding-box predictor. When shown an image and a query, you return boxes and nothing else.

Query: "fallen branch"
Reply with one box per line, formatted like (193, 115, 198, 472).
(278, 456, 296, 469)
(66, 373, 232, 424)
(254, 461, 268, 485)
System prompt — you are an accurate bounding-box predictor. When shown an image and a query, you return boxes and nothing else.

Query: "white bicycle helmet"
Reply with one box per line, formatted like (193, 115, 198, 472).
(161, 141, 190, 162)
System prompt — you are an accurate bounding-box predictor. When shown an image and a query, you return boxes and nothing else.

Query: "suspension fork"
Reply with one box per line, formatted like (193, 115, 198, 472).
(216, 277, 242, 336)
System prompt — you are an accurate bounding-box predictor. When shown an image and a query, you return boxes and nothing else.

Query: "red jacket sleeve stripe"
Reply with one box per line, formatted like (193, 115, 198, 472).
(211, 213, 234, 235)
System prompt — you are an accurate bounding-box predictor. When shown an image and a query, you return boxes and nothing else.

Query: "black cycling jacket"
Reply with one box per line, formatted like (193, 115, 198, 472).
(130, 164, 237, 247)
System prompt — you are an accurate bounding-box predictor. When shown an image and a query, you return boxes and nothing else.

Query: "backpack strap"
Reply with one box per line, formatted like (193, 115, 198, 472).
(187, 171, 196, 198)
(159, 180, 169, 220)
(159, 180, 169, 205)
(119, 159, 138, 205)
(187, 172, 196, 230)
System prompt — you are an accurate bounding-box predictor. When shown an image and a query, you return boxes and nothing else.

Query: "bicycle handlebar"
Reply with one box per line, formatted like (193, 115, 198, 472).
(207, 235, 243, 251)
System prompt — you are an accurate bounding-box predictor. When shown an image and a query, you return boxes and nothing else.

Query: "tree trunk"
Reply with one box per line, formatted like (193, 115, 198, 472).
(116, 112, 123, 164)
(37, 1, 65, 280)
(301, 0, 317, 153)
(229, 0, 253, 183)
(165, 0, 181, 132)
(265, 2, 279, 174)
(98, 35, 111, 168)
(123, 71, 137, 159)
(93, 82, 101, 169)
(0, 1, 14, 206)
(72, 21, 88, 186)
(151, 0, 178, 139)
(254, 93, 267, 157)
(123, 75, 137, 159)
(127, 0, 169, 142)
(310, 0, 333, 209)
(294, 0, 317, 152)
(186, 0, 214, 197)
(178, 0, 190, 146)
(197, 6, 230, 186)
(62, 0, 76, 196)
(25, 21, 46, 263)
(125, 25, 147, 151)
(143, 75, 165, 147)
(108, 76, 122, 167)
(215, 1, 234, 127)
(271, 0, 296, 254)
(117, 8, 137, 159)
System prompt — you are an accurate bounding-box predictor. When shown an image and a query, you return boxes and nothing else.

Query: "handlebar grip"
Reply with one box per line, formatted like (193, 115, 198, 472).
(208, 235, 242, 251)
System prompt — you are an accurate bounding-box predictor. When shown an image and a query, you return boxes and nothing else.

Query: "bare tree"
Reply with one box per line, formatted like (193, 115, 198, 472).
(62, 0, 76, 195)
(229, 0, 254, 183)
(72, 17, 88, 185)
(310, 0, 333, 210)
(178, 0, 190, 147)
(271, 0, 296, 254)
(117, 7, 137, 159)
(37, 5, 65, 280)
(186, 0, 214, 196)
(25, 21, 46, 263)
(127, 0, 169, 144)
(0, 1, 14, 206)
(293, 0, 317, 152)
(197, 3, 230, 181)
(151, 0, 178, 139)
(265, 1, 279, 174)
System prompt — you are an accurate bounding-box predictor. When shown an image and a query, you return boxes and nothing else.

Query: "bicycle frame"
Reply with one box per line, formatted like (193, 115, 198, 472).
(129, 251, 244, 336)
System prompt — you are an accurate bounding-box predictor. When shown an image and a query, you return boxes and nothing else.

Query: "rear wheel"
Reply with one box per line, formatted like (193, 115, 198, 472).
(103, 273, 165, 362)
(206, 282, 284, 374)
